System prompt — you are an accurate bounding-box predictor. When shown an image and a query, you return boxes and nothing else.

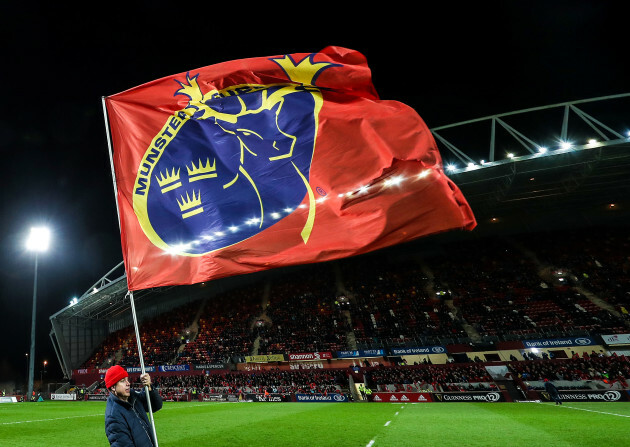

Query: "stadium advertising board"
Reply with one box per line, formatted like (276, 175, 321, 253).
(245, 354, 286, 363)
(371, 393, 433, 403)
(522, 337, 597, 348)
(127, 366, 156, 373)
(295, 393, 348, 402)
(0, 397, 18, 403)
(433, 392, 505, 402)
(336, 349, 385, 358)
(289, 362, 324, 369)
(287, 351, 333, 361)
(539, 390, 628, 402)
(202, 394, 227, 402)
(192, 363, 227, 370)
(93, 366, 158, 374)
(389, 346, 447, 355)
(246, 393, 291, 402)
(50, 393, 76, 401)
(158, 365, 190, 372)
(601, 334, 630, 345)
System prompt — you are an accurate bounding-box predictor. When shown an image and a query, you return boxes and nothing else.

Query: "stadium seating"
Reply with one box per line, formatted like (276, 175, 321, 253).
(81, 226, 630, 374)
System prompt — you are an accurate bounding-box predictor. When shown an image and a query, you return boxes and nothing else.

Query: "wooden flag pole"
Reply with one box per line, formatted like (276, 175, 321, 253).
(102, 96, 159, 447)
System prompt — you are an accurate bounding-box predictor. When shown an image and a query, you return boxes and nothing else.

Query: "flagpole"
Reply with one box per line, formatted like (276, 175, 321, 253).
(102, 97, 159, 447)
(128, 291, 159, 447)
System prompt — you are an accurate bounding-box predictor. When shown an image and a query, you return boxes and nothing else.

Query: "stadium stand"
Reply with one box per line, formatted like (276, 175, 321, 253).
(80, 226, 630, 369)
(69, 224, 630, 405)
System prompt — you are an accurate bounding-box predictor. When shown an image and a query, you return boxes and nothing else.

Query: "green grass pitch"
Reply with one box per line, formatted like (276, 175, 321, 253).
(1, 401, 629, 446)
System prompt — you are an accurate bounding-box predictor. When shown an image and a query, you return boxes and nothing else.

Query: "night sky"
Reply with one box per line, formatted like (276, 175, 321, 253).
(0, 2, 627, 386)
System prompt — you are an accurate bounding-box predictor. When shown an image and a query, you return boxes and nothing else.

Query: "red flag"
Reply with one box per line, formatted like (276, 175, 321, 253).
(105, 46, 475, 290)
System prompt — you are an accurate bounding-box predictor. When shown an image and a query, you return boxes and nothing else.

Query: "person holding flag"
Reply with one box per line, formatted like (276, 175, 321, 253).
(104, 365, 162, 446)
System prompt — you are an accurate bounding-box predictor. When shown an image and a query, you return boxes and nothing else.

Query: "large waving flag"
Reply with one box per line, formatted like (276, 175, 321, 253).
(105, 46, 475, 290)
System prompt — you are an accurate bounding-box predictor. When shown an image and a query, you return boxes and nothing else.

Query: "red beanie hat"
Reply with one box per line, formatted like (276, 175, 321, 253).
(105, 365, 128, 389)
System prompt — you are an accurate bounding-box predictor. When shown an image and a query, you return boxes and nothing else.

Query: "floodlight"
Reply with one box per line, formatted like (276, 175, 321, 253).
(26, 225, 51, 401)
(26, 227, 50, 252)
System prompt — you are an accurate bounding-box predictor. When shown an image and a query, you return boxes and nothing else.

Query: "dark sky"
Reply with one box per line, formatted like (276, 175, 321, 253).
(0, 2, 627, 385)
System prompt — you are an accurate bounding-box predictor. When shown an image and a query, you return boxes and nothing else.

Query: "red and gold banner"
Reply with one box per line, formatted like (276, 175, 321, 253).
(105, 46, 475, 290)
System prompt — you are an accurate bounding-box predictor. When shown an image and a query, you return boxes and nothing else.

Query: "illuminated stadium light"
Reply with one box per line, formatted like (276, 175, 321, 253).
(467, 162, 475, 169)
(480, 160, 485, 165)
(446, 164, 456, 172)
(26, 227, 50, 252)
(507, 153, 515, 159)
(228, 226, 238, 232)
(69, 297, 78, 306)
(214, 231, 225, 236)
(538, 147, 548, 154)
(560, 141, 573, 150)
(270, 212, 281, 219)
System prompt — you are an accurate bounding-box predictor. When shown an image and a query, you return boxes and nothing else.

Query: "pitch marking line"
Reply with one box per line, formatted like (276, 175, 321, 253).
(0, 414, 104, 425)
(367, 405, 403, 446)
(557, 404, 630, 418)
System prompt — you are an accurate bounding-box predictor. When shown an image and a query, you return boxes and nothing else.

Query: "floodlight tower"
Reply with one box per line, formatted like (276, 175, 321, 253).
(26, 227, 50, 400)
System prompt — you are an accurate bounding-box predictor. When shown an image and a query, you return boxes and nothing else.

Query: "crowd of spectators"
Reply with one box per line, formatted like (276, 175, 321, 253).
(340, 256, 467, 347)
(92, 368, 348, 396)
(257, 264, 349, 355)
(80, 225, 630, 371)
(366, 363, 495, 392)
(509, 351, 630, 387)
(177, 285, 263, 364)
(521, 226, 630, 318)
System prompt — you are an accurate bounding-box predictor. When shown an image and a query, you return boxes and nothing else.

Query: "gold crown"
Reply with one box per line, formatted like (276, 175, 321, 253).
(155, 168, 182, 192)
(187, 158, 217, 182)
(177, 190, 203, 219)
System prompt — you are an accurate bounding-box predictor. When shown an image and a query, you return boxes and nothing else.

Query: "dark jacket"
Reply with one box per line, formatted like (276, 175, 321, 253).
(544, 381, 559, 395)
(105, 388, 163, 447)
